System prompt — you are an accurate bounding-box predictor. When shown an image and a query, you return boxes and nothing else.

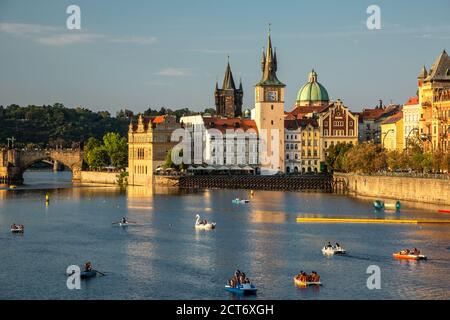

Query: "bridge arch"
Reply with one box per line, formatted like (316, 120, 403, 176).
(0, 149, 84, 183)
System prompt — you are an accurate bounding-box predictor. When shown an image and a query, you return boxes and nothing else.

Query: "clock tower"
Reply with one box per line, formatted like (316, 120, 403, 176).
(253, 29, 286, 174)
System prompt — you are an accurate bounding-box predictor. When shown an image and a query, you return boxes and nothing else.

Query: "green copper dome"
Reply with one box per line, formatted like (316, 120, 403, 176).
(296, 70, 329, 103)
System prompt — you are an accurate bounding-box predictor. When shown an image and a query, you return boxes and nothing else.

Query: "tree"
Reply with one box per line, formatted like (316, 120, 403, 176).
(103, 132, 128, 168)
(89, 147, 109, 169)
(83, 137, 101, 168)
(343, 142, 387, 173)
(325, 143, 353, 172)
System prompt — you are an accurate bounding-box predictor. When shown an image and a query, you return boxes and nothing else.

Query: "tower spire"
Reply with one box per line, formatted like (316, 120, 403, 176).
(257, 26, 285, 87)
(222, 56, 236, 90)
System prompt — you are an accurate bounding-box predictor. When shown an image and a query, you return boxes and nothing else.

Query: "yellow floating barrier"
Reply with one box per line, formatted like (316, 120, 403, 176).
(296, 217, 450, 225)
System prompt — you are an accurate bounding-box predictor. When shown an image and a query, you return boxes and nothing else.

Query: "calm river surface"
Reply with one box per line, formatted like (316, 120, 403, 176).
(1, 171, 450, 300)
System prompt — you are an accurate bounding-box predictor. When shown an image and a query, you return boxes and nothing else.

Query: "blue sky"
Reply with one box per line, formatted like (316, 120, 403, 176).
(1, 0, 449, 114)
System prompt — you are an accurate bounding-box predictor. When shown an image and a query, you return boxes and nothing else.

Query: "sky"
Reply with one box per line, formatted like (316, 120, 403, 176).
(1, 0, 449, 114)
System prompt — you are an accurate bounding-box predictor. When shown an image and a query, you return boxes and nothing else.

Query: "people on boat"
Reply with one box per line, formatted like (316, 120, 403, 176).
(335, 243, 340, 249)
(327, 242, 332, 248)
(229, 270, 251, 288)
(121, 217, 127, 224)
(412, 248, 421, 255)
(84, 261, 93, 272)
(296, 271, 320, 283)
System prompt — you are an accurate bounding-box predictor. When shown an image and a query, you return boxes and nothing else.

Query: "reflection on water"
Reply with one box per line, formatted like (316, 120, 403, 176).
(0, 172, 449, 300)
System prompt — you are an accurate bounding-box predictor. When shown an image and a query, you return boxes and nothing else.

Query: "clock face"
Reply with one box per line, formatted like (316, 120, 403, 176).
(267, 91, 277, 101)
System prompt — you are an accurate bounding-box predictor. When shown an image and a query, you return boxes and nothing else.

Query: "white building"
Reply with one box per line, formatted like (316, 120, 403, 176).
(402, 96, 421, 147)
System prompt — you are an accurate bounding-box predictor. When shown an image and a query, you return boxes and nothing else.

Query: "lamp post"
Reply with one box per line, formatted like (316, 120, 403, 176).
(382, 129, 395, 150)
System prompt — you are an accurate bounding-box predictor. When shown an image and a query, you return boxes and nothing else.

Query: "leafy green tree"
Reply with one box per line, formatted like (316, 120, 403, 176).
(103, 132, 128, 168)
(89, 147, 109, 169)
(325, 143, 353, 172)
(83, 137, 101, 168)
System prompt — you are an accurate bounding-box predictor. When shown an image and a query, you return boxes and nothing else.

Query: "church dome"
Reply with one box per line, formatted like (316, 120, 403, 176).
(296, 69, 329, 104)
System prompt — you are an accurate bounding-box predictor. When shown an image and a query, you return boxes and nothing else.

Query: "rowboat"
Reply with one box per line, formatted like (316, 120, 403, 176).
(10, 226, 24, 233)
(294, 277, 322, 287)
(393, 252, 427, 260)
(225, 283, 257, 295)
(322, 246, 346, 255)
(80, 270, 97, 279)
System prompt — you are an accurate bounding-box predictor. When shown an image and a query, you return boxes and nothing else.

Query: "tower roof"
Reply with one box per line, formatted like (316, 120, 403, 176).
(222, 59, 236, 90)
(418, 65, 428, 79)
(427, 49, 450, 81)
(256, 29, 285, 87)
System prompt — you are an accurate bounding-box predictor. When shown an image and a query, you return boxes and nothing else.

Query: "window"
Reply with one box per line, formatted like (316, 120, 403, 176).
(271, 120, 274, 125)
(271, 105, 274, 110)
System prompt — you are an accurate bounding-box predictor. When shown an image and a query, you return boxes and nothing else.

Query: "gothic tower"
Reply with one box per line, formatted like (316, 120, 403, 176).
(214, 59, 243, 118)
(253, 29, 286, 174)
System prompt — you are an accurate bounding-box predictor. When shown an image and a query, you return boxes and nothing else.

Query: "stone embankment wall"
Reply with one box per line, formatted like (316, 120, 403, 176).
(79, 171, 119, 185)
(334, 173, 450, 206)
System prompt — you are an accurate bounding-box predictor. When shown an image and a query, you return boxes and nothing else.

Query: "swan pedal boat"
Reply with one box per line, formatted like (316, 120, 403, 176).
(393, 252, 427, 260)
(225, 283, 257, 295)
(322, 246, 346, 255)
(293, 277, 322, 287)
(195, 214, 216, 230)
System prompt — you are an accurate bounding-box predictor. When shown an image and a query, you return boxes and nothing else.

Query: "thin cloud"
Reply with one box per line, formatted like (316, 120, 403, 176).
(0, 22, 157, 46)
(155, 68, 194, 77)
(109, 36, 157, 45)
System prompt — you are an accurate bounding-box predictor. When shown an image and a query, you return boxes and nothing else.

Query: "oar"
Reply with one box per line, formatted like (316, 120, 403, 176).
(93, 270, 106, 276)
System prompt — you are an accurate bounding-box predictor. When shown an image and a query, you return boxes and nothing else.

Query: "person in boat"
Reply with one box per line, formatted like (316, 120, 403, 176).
(84, 261, 93, 272)
(11, 223, 16, 230)
(335, 243, 340, 249)
(121, 217, 127, 224)
(327, 242, 332, 248)
(412, 248, 420, 255)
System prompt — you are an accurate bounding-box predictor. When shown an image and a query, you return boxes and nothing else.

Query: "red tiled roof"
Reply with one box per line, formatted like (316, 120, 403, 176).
(381, 111, 403, 125)
(203, 117, 258, 133)
(404, 96, 419, 106)
(152, 115, 166, 124)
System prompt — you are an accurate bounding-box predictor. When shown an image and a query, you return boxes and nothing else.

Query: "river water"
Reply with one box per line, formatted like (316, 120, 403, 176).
(0, 171, 449, 300)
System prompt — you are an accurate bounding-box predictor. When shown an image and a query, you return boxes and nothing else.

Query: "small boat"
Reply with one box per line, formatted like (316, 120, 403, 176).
(195, 214, 216, 230)
(294, 277, 322, 287)
(225, 283, 257, 295)
(80, 270, 97, 279)
(385, 201, 401, 211)
(393, 252, 427, 260)
(10, 225, 24, 233)
(438, 210, 450, 214)
(322, 246, 346, 255)
(232, 198, 250, 204)
(9, 185, 17, 190)
(373, 200, 385, 210)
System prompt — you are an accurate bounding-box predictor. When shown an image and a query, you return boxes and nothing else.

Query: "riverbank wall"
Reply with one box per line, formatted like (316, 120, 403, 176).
(175, 174, 333, 192)
(334, 173, 450, 206)
(79, 171, 119, 185)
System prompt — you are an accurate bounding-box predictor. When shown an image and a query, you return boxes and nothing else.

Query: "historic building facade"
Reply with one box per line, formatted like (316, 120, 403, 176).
(252, 31, 286, 174)
(418, 50, 450, 152)
(285, 118, 322, 173)
(128, 114, 180, 186)
(381, 111, 404, 151)
(214, 60, 243, 118)
(402, 96, 420, 148)
(318, 99, 359, 154)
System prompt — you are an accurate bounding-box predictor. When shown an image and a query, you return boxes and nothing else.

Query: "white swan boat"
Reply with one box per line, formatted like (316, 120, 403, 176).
(195, 214, 216, 230)
(322, 246, 346, 255)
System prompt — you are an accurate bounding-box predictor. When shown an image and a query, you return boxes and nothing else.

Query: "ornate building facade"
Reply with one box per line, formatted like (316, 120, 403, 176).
(128, 114, 180, 186)
(214, 60, 243, 118)
(418, 50, 450, 152)
(252, 31, 286, 174)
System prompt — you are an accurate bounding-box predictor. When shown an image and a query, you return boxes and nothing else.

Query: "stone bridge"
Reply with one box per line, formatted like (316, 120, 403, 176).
(0, 148, 83, 183)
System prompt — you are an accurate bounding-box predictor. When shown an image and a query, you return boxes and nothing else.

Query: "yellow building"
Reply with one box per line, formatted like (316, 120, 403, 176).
(381, 111, 404, 151)
(418, 50, 450, 152)
(128, 114, 180, 186)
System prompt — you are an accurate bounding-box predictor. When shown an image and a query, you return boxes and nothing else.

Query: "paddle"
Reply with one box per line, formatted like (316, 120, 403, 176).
(93, 270, 106, 276)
